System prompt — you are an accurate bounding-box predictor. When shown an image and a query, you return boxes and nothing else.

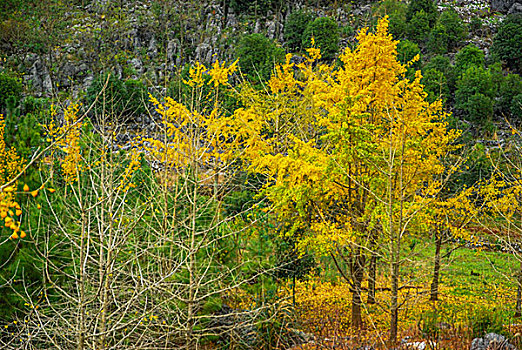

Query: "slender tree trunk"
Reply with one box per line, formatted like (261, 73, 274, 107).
(331, 251, 364, 328)
(351, 251, 365, 329)
(388, 139, 399, 345)
(430, 230, 442, 301)
(292, 274, 296, 307)
(515, 261, 522, 317)
(78, 209, 86, 350)
(186, 165, 199, 349)
(389, 122, 404, 345)
(367, 254, 377, 304)
(389, 243, 400, 345)
(98, 138, 107, 350)
(368, 229, 377, 304)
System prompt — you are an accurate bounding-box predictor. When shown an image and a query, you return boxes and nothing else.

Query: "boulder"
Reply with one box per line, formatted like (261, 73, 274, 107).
(509, 2, 522, 13)
(403, 341, 437, 350)
(470, 333, 516, 350)
(147, 35, 158, 59)
(129, 58, 143, 75)
(27, 58, 53, 96)
(491, 0, 522, 14)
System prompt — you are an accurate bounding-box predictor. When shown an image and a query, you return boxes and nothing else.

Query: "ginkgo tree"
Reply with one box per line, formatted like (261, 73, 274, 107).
(478, 131, 522, 319)
(236, 17, 459, 343)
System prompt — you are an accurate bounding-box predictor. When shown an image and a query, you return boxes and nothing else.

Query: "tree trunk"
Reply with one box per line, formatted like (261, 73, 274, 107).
(368, 229, 378, 304)
(516, 261, 522, 317)
(77, 209, 86, 350)
(351, 251, 365, 329)
(430, 230, 442, 301)
(186, 167, 199, 349)
(367, 254, 377, 304)
(331, 251, 365, 329)
(389, 248, 399, 345)
(292, 274, 296, 307)
(388, 122, 402, 346)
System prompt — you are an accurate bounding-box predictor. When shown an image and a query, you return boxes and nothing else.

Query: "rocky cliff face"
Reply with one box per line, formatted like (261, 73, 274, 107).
(1, 0, 367, 98)
(1, 0, 513, 100)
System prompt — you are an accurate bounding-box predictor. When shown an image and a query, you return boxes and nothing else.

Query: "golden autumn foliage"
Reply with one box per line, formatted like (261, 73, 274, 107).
(230, 17, 466, 340)
(46, 103, 83, 183)
(425, 186, 478, 239)
(142, 60, 243, 172)
(0, 116, 25, 239)
(237, 17, 460, 255)
(279, 276, 516, 346)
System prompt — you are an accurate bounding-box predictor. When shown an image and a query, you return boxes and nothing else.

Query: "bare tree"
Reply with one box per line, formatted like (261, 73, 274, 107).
(1, 70, 284, 349)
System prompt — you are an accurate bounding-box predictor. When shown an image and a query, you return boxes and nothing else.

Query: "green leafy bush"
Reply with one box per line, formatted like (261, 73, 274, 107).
(372, 0, 408, 39)
(341, 24, 354, 38)
(406, 0, 438, 27)
(407, 10, 432, 43)
(4, 96, 43, 156)
(0, 0, 40, 20)
(0, 71, 22, 110)
(237, 33, 284, 83)
(455, 65, 494, 123)
(512, 94, 522, 118)
(428, 23, 449, 54)
(497, 73, 522, 117)
(437, 7, 467, 51)
(123, 79, 148, 116)
(424, 55, 455, 93)
(491, 14, 522, 72)
(85, 74, 148, 121)
(284, 10, 315, 52)
(424, 54, 452, 75)
(454, 44, 485, 78)
(397, 39, 421, 78)
(467, 92, 494, 124)
(422, 68, 449, 103)
(302, 17, 339, 61)
(397, 39, 421, 65)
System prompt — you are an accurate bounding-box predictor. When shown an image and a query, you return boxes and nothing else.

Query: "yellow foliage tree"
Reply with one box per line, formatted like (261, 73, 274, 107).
(237, 17, 459, 342)
(479, 148, 522, 318)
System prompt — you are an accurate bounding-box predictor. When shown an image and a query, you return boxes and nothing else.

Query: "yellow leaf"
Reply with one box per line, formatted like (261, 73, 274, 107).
(23, 184, 29, 192)
(31, 190, 38, 198)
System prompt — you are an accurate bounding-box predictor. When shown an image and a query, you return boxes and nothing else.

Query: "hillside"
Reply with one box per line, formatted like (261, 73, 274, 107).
(1, 1, 522, 350)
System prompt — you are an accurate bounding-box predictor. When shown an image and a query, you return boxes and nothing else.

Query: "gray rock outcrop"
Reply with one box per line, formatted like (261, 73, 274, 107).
(470, 333, 516, 350)
(491, 0, 522, 13)
(24, 58, 53, 96)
